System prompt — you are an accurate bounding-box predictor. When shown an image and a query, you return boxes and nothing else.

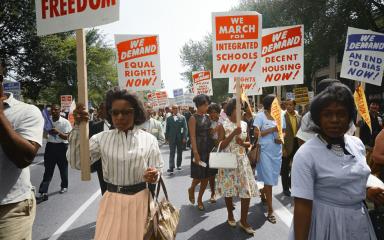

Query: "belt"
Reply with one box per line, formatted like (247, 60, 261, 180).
(106, 182, 146, 195)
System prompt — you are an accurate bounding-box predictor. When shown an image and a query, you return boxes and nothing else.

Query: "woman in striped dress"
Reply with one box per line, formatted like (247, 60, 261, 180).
(67, 90, 163, 240)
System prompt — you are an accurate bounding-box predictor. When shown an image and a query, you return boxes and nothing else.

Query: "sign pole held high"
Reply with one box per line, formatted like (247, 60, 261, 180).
(236, 77, 242, 127)
(76, 29, 90, 181)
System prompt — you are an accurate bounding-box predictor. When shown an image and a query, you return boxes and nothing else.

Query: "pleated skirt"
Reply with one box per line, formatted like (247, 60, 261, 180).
(94, 189, 149, 240)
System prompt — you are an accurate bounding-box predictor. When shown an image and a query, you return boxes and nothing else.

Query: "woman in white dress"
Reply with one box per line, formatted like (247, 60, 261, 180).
(215, 99, 258, 235)
(290, 83, 384, 240)
(67, 90, 163, 240)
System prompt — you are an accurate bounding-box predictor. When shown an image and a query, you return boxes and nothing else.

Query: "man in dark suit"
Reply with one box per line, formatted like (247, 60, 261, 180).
(165, 105, 187, 174)
(282, 99, 301, 196)
(89, 102, 111, 195)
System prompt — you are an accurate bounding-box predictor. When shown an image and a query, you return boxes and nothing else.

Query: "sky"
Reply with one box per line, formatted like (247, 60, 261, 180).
(98, 0, 239, 97)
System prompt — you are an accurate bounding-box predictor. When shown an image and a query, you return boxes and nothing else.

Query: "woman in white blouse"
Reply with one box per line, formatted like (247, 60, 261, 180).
(67, 90, 164, 240)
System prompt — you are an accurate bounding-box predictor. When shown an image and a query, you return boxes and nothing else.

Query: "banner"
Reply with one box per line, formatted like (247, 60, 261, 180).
(261, 25, 304, 87)
(115, 35, 161, 91)
(60, 95, 73, 112)
(212, 11, 262, 79)
(228, 77, 262, 95)
(340, 27, 384, 86)
(192, 71, 213, 96)
(271, 98, 284, 143)
(36, 0, 120, 36)
(354, 85, 372, 133)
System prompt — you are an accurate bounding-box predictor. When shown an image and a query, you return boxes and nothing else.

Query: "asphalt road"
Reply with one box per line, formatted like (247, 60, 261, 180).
(30, 142, 293, 240)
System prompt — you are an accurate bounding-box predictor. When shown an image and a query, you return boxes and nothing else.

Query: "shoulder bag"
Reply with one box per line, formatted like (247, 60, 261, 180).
(247, 129, 261, 169)
(144, 177, 180, 240)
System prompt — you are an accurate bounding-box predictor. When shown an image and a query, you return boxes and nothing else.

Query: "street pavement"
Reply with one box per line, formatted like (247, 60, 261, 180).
(30, 142, 293, 240)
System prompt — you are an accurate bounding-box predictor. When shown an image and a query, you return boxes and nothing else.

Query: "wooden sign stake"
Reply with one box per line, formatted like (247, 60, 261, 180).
(76, 29, 91, 181)
(235, 77, 241, 128)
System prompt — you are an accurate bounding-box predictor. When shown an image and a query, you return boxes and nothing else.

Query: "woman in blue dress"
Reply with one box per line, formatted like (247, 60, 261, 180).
(253, 94, 285, 224)
(290, 83, 384, 240)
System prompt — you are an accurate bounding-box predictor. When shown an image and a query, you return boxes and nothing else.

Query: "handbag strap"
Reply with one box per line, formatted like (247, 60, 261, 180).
(155, 176, 169, 201)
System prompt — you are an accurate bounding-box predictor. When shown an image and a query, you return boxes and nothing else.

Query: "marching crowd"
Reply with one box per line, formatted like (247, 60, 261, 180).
(1, 74, 384, 240)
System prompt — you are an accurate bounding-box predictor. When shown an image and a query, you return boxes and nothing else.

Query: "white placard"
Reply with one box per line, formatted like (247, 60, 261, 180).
(212, 11, 262, 79)
(261, 25, 304, 87)
(340, 27, 384, 86)
(228, 77, 262, 95)
(115, 35, 161, 91)
(192, 71, 213, 96)
(36, 0, 120, 36)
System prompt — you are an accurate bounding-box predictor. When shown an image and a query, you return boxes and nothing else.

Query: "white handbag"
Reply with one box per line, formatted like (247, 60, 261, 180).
(209, 142, 238, 169)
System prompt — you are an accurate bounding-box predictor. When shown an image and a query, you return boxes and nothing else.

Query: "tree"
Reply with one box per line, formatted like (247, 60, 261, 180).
(180, 35, 230, 103)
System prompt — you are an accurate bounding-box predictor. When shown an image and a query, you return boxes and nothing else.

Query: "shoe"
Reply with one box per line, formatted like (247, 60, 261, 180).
(167, 169, 174, 173)
(266, 214, 277, 224)
(227, 220, 237, 228)
(283, 190, 291, 197)
(39, 193, 48, 201)
(60, 188, 68, 194)
(197, 203, 205, 211)
(176, 167, 182, 171)
(239, 222, 256, 235)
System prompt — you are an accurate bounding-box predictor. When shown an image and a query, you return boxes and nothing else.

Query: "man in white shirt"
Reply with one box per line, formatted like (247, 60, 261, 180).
(38, 104, 72, 201)
(0, 72, 44, 240)
(138, 104, 165, 146)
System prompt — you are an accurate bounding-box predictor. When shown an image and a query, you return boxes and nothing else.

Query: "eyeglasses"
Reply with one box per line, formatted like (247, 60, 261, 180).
(109, 108, 134, 117)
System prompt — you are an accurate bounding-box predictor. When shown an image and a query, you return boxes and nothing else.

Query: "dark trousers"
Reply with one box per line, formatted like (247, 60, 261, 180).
(91, 160, 107, 195)
(39, 143, 68, 194)
(281, 156, 292, 191)
(281, 139, 299, 191)
(169, 140, 183, 169)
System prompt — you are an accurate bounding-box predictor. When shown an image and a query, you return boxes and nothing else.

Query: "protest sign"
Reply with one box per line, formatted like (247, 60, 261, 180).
(148, 91, 168, 109)
(354, 85, 372, 132)
(184, 93, 195, 107)
(173, 88, 184, 98)
(286, 92, 295, 100)
(35, 0, 120, 36)
(228, 77, 262, 95)
(115, 35, 161, 91)
(271, 98, 284, 143)
(68, 100, 76, 126)
(340, 27, 384, 86)
(60, 95, 73, 112)
(192, 71, 213, 96)
(293, 87, 309, 105)
(212, 11, 262, 79)
(3, 82, 21, 100)
(261, 25, 304, 87)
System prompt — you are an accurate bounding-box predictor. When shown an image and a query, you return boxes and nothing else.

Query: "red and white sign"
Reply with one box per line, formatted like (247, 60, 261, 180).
(228, 77, 262, 96)
(212, 11, 262, 79)
(192, 71, 213, 96)
(60, 95, 73, 112)
(147, 91, 168, 109)
(261, 25, 304, 87)
(115, 35, 161, 91)
(35, 0, 120, 36)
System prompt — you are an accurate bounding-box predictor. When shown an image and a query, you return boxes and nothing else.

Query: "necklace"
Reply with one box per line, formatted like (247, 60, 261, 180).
(318, 135, 345, 157)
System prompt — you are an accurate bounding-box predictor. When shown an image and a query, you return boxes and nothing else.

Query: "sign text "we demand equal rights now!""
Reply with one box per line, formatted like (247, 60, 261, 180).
(115, 35, 161, 91)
